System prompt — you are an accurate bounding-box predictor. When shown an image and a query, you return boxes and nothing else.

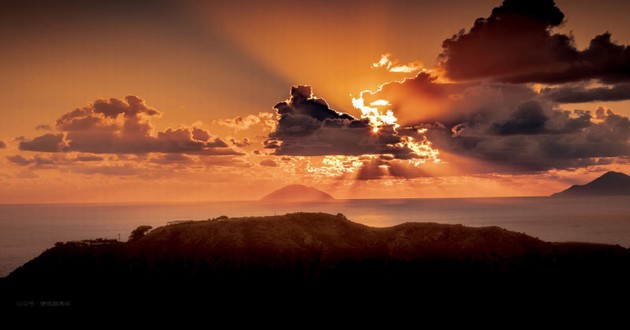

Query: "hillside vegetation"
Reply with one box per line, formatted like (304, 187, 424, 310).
(3, 212, 629, 311)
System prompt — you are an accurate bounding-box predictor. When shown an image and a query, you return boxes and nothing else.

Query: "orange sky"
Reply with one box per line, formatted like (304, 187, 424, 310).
(1, 0, 630, 203)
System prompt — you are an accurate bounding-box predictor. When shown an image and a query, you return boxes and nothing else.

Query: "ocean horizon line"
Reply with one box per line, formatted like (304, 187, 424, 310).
(0, 195, 556, 207)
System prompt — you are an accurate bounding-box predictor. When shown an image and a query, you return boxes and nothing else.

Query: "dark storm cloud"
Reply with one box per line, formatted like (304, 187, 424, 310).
(19, 96, 241, 156)
(366, 72, 630, 172)
(427, 106, 630, 172)
(541, 83, 630, 103)
(266, 85, 430, 160)
(491, 101, 548, 135)
(439, 0, 630, 83)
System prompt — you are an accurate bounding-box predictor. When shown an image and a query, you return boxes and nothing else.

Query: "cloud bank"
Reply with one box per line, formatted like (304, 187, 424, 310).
(19, 96, 241, 156)
(9, 0, 630, 183)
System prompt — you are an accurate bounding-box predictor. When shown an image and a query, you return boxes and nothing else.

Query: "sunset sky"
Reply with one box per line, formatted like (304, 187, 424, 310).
(2, 0, 630, 203)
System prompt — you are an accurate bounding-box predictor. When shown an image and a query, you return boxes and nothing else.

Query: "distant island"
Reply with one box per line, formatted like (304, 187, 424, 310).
(2, 212, 629, 312)
(552, 171, 630, 197)
(261, 184, 334, 201)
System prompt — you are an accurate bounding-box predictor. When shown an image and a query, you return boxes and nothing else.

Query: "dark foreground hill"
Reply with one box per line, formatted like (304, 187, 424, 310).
(2, 213, 630, 314)
(552, 171, 630, 197)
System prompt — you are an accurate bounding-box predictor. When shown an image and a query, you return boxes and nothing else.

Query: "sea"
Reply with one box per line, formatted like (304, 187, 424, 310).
(1, 196, 630, 277)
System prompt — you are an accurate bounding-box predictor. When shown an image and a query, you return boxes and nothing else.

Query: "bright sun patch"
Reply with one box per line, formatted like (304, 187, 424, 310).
(352, 94, 440, 165)
(352, 96, 398, 133)
(307, 155, 365, 177)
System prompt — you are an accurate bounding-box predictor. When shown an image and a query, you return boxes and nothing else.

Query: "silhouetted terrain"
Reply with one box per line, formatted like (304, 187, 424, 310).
(2, 213, 629, 313)
(552, 171, 630, 197)
(261, 184, 334, 201)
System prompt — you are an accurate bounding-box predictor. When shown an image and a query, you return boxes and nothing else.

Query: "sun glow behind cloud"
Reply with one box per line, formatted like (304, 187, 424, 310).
(351, 96, 398, 133)
(351, 90, 440, 167)
(4, 0, 630, 203)
(354, 50, 442, 167)
(372, 53, 425, 73)
(307, 155, 365, 177)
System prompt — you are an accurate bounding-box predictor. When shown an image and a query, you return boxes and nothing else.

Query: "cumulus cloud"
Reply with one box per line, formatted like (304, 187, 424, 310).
(19, 96, 241, 156)
(266, 85, 436, 161)
(439, 0, 630, 83)
(0, 140, 6, 149)
(19, 134, 67, 152)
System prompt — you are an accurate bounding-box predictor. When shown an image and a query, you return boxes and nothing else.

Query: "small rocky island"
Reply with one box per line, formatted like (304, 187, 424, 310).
(261, 184, 334, 201)
(552, 171, 630, 197)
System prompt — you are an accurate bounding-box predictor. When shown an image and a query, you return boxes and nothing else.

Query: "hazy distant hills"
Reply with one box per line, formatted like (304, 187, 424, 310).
(3, 212, 630, 312)
(261, 184, 334, 201)
(552, 171, 630, 197)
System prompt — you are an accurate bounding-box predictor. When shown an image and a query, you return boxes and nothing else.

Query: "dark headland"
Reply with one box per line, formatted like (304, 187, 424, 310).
(552, 171, 630, 197)
(261, 184, 334, 201)
(2, 212, 629, 314)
